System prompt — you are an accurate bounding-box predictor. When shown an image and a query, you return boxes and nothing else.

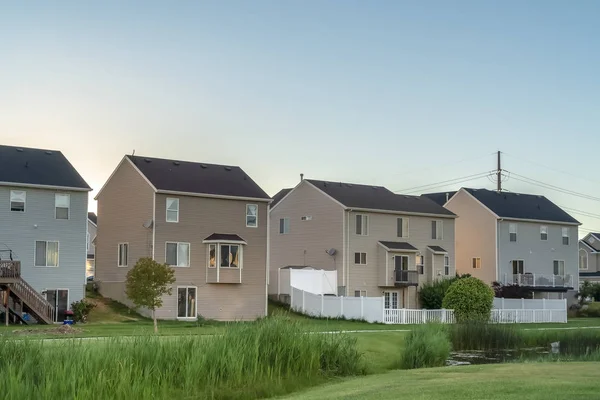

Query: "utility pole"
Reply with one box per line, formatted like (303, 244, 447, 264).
(496, 150, 502, 192)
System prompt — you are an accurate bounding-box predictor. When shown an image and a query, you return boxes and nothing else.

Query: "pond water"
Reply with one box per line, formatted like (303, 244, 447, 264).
(447, 348, 551, 366)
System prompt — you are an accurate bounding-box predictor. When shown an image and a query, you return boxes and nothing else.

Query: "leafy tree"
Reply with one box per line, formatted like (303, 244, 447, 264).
(419, 273, 470, 309)
(442, 277, 494, 322)
(578, 281, 600, 304)
(125, 257, 176, 333)
(492, 282, 533, 299)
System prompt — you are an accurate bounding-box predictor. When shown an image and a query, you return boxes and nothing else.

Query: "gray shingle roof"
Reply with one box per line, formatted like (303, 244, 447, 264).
(271, 188, 292, 207)
(0, 145, 90, 190)
(428, 245, 448, 253)
(306, 179, 455, 216)
(379, 241, 419, 251)
(127, 155, 270, 200)
(422, 191, 457, 206)
(203, 233, 246, 242)
(88, 212, 97, 225)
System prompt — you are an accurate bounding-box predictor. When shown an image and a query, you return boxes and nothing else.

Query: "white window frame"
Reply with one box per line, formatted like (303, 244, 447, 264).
(397, 217, 409, 238)
(354, 252, 367, 265)
(579, 249, 588, 270)
(246, 204, 258, 228)
(219, 243, 242, 268)
(279, 218, 290, 234)
(511, 259, 524, 275)
(432, 220, 443, 240)
(540, 225, 548, 241)
(176, 286, 197, 320)
(384, 291, 399, 309)
(118, 243, 129, 267)
(207, 243, 217, 268)
(206, 243, 244, 269)
(509, 223, 517, 242)
(416, 255, 424, 275)
(562, 227, 570, 245)
(166, 242, 191, 267)
(355, 214, 368, 236)
(166, 198, 179, 223)
(354, 290, 367, 297)
(35, 240, 60, 267)
(444, 255, 450, 276)
(553, 260, 565, 276)
(55, 193, 70, 220)
(10, 190, 26, 212)
(472, 257, 481, 269)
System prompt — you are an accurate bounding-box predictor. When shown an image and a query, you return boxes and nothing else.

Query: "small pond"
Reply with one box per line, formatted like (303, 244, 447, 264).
(447, 348, 554, 366)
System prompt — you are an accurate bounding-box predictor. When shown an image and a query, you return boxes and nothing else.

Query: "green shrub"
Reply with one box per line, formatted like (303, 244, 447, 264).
(578, 281, 600, 303)
(450, 321, 520, 350)
(70, 299, 96, 323)
(577, 302, 600, 318)
(400, 324, 451, 369)
(419, 278, 457, 309)
(523, 327, 600, 355)
(442, 277, 494, 322)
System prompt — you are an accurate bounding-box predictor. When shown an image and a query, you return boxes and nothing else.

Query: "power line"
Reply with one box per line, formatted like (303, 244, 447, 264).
(504, 171, 600, 203)
(389, 152, 496, 178)
(395, 171, 493, 194)
(559, 206, 600, 220)
(503, 152, 600, 186)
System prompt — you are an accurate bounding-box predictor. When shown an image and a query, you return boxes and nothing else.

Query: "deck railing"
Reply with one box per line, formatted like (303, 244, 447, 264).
(394, 270, 419, 286)
(10, 278, 55, 323)
(503, 273, 573, 288)
(0, 261, 21, 279)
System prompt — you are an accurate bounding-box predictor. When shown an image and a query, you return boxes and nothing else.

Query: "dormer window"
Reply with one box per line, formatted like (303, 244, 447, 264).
(10, 190, 26, 212)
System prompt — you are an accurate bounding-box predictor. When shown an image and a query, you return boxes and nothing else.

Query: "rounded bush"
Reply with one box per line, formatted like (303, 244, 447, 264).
(442, 277, 494, 322)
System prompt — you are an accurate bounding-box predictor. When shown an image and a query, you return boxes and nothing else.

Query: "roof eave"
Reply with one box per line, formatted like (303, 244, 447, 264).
(0, 181, 92, 192)
(156, 189, 271, 203)
(346, 207, 456, 219)
(497, 216, 581, 226)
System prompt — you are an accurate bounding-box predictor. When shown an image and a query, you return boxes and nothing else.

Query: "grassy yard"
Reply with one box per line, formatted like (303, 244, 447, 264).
(282, 362, 600, 399)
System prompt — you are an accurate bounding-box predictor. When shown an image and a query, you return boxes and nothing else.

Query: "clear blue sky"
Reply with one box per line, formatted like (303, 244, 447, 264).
(1, 1, 599, 234)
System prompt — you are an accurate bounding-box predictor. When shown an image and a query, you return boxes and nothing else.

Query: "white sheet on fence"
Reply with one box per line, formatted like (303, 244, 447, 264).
(493, 298, 566, 310)
(289, 269, 337, 295)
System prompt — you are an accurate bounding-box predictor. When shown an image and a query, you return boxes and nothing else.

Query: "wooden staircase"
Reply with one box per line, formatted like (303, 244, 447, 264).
(0, 261, 55, 324)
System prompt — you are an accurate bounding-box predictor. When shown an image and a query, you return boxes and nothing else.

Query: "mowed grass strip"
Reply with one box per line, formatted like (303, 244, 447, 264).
(282, 362, 600, 400)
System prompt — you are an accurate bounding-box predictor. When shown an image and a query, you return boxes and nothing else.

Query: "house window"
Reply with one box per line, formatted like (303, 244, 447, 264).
(509, 223, 517, 242)
(279, 218, 290, 234)
(177, 286, 197, 319)
(511, 260, 524, 275)
(86, 232, 90, 252)
(166, 242, 190, 267)
(118, 243, 129, 267)
(355, 214, 368, 235)
(354, 290, 367, 297)
(397, 217, 409, 238)
(35, 241, 59, 267)
(431, 220, 443, 240)
(246, 204, 258, 227)
(562, 227, 570, 245)
(553, 260, 565, 276)
(540, 226, 548, 241)
(580, 250, 588, 270)
(166, 198, 179, 223)
(301, 215, 313, 221)
(416, 255, 424, 274)
(384, 292, 399, 309)
(55, 194, 70, 219)
(354, 252, 367, 265)
(472, 257, 481, 269)
(208, 244, 217, 268)
(10, 190, 26, 212)
(444, 256, 450, 276)
(220, 244, 240, 268)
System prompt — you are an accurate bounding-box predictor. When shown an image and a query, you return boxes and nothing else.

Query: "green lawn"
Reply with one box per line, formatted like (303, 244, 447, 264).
(282, 362, 600, 399)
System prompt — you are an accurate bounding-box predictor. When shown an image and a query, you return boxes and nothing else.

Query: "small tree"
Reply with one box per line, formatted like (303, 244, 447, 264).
(125, 257, 176, 333)
(442, 277, 494, 322)
(419, 273, 470, 309)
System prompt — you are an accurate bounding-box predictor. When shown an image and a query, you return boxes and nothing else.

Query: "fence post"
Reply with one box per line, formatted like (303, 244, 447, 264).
(302, 290, 305, 313)
(502, 297, 505, 309)
(290, 287, 294, 310)
(543, 298, 546, 310)
(442, 309, 446, 323)
(422, 310, 426, 324)
(340, 296, 344, 316)
(521, 298, 525, 309)
(321, 294, 324, 316)
(402, 308, 406, 324)
(360, 296, 364, 319)
(382, 296, 385, 323)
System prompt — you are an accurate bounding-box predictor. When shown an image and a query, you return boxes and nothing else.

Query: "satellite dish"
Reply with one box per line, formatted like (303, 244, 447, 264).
(143, 219, 154, 229)
(326, 248, 337, 256)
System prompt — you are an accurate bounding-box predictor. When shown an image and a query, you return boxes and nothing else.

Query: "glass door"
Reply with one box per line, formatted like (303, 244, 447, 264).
(177, 287, 197, 319)
(46, 289, 69, 322)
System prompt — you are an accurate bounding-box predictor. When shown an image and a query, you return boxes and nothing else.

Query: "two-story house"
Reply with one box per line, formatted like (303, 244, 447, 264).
(87, 212, 97, 279)
(0, 145, 91, 323)
(425, 188, 580, 300)
(269, 178, 456, 309)
(95, 154, 270, 321)
(578, 233, 600, 283)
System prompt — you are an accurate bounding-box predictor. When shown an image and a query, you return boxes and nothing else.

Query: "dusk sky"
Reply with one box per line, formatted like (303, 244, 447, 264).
(1, 1, 599, 235)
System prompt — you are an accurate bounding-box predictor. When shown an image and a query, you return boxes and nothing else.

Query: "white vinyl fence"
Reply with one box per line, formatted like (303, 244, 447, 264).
(491, 298, 567, 323)
(384, 308, 455, 324)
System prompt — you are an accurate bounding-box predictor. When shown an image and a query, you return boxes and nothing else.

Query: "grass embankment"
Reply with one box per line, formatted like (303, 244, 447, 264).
(282, 363, 600, 400)
(0, 317, 365, 400)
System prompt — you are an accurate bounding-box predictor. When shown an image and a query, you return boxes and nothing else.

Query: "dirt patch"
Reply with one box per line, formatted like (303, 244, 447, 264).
(12, 324, 84, 336)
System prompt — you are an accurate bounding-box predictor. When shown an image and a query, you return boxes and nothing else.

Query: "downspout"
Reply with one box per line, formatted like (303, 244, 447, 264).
(347, 209, 352, 295)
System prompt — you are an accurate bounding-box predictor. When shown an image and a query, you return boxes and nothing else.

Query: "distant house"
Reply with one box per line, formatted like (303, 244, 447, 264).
(270, 178, 456, 309)
(578, 233, 600, 283)
(0, 145, 91, 323)
(87, 212, 97, 278)
(425, 188, 580, 300)
(95, 154, 270, 321)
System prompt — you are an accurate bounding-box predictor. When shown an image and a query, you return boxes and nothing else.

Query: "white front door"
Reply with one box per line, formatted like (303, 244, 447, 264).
(384, 291, 399, 309)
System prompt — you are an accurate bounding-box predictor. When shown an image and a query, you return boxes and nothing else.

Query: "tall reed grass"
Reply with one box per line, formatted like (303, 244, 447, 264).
(450, 321, 520, 351)
(0, 317, 365, 400)
(400, 323, 451, 369)
(522, 329, 600, 355)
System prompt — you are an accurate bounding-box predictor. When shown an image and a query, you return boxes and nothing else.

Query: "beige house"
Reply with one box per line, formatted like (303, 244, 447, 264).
(95, 155, 271, 321)
(579, 234, 600, 283)
(270, 178, 456, 309)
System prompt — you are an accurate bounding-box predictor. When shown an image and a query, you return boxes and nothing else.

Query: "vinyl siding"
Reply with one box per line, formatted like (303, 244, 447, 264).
(348, 210, 455, 306)
(269, 181, 344, 295)
(87, 220, 96, 257)
(95, 159, 155, 289)
(0, 185, 88, 305)
(154, 194, 267, 321)
(444, 190, 498, 284)
(579, 242, 598, 273)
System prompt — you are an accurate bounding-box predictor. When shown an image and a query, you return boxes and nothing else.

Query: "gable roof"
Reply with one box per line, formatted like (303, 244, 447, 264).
(461, 188, 579, 224)
(422, 191, 457, 206)
(271, 188, 292, 208)
(0, 145, 91, 190)
(87, 212, 97, 225)
(126, 155, 270, 201)
(580, 239, 598, 253)
(305, 179, 455, 216)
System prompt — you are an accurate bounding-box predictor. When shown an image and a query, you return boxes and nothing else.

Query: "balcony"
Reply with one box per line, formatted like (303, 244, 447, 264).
(502, 273, 574, 290)
(395, 270, 419, 287)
